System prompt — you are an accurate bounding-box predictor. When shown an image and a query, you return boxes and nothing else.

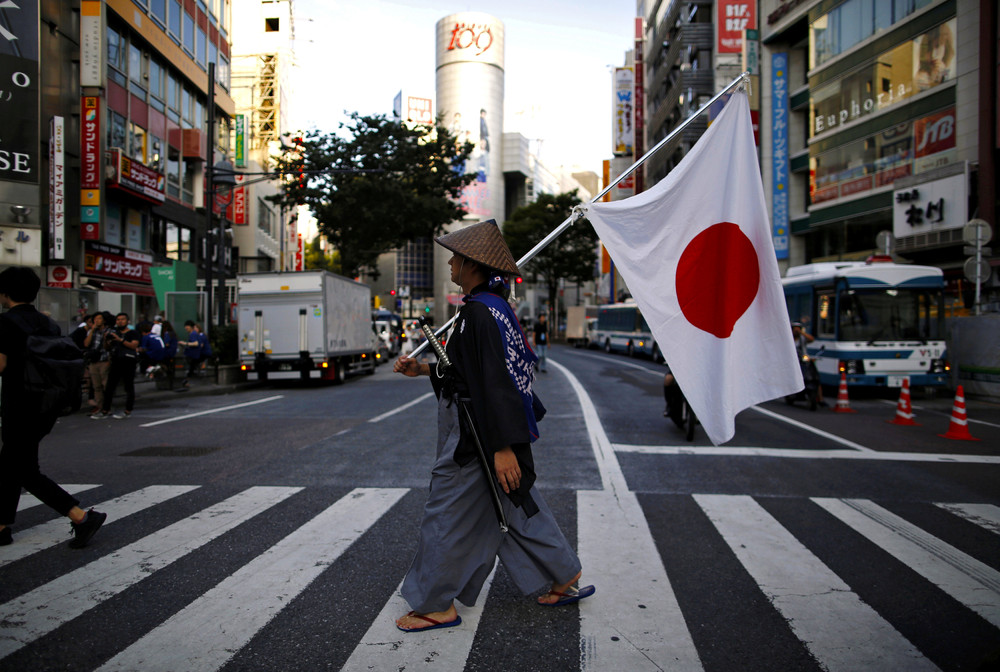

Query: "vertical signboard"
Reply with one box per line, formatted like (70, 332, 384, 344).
(0, 0, 39, 184)
(718, 0, 756, 54)
(771, 53, 789, 260)
(295, 233, 304, 271)
(613, 68, 634, 156)
(49, 117, 65, 259)
(234, 114, 246, 167)
(81, 96, 101, 240)
(633, 17, 644, 194)
(80, 0, 104, 87)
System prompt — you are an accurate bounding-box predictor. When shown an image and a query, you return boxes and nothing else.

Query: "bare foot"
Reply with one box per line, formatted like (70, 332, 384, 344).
(537, 570, 583, 605)
(396, 604, 459, 631)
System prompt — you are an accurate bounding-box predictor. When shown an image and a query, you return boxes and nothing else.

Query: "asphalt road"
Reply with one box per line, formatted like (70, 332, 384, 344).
(1, 344, 998, 671)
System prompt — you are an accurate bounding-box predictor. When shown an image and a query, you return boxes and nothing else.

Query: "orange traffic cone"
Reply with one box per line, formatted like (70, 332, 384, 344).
(887, 377, 919, 425)
(939, 385, 980, 441)
(833, 372, 856, 413)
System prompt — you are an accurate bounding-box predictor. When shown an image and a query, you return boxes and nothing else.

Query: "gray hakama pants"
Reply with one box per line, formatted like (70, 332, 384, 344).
(400, 397, 582, 614)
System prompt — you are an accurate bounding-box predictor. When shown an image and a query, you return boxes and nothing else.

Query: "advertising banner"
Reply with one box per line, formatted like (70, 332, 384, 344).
(81, 96, 101, 189)
(107, 148, 166, 203)
(231, 175, 247, 225)
(892, 166, 967, 238)
(81, 205, 100, 241)
(0, 0, 39, 184)
(295, 233, 303, 271)
(234, 114, 246, 167)
(771, 53, 789, 259)
(80, 1, 104, 87)
(83, 241, 153, 283)
(718, 0, 756, 54)
(913, 107, 956, 174)
(613, 67, 634, 156)
(49, 117, 65, 260)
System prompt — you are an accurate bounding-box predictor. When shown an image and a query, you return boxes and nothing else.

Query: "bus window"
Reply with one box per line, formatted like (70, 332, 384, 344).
(816, 292, 835, 338)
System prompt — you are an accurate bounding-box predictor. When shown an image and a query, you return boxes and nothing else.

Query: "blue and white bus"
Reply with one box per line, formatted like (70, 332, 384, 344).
(782, 260, 949, 388)
(594, 302, 662, 361)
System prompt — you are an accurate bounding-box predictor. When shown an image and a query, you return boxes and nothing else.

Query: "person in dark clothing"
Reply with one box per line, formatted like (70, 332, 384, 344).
(96, 312, 140, 419)
(0, 267, 106, 548)
(83, 311, 111, 416)
(533, 312, 549, 372)
(392, 219, 592, 633)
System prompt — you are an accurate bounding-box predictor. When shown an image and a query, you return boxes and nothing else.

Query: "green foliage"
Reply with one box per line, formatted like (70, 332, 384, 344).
(502, 191, 599, 321)
(268, 114, 476, 278)
(304, 237, 340, 274)
(209, 323, 238, 365)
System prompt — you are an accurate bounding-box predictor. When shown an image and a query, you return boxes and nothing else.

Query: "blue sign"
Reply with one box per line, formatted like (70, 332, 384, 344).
(771, 53, 790, 260)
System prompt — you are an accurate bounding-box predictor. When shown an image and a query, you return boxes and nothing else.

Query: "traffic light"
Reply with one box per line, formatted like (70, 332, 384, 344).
(389, 289, 396, 296)
(424, 305, 431, 313)
(515, 276, 523, 284)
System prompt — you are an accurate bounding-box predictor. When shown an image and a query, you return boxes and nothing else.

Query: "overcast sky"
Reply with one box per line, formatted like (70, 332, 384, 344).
(288, 0, 635, 175)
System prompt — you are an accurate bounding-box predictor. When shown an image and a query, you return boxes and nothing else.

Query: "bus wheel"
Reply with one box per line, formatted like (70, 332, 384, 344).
(653, 345, 663, 363)
(604, 339, 612, 353)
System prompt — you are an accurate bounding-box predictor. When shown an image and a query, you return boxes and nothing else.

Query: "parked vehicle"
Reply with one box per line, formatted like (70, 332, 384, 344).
(373, 319, 399, 361)
(594, 301, 662, 361)
(237, 271, 377, 382)
(565, 306, 598, 348)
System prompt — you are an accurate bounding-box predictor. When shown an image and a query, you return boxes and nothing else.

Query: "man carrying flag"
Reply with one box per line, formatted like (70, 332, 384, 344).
(583, 89, 802, 445)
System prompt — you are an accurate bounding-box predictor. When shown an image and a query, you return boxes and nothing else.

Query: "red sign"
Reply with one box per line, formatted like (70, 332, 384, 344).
(914, 107, 956, 158)
(81, 97, 101, 189)
(841, 176, 873, 197)
(447, 22, 494, 55)
(107, 148, 166, 203)
(83, 241, 153, 283)
(295, 233, 304, 271)
(718, 0, 757, 54)
(231, 176, 246, 225)
(406, 96, 433, 124)
(47, 265, 73, 289)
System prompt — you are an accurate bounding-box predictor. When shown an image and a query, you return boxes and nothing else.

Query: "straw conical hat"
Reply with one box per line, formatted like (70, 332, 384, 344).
(435, 219, 520, 276)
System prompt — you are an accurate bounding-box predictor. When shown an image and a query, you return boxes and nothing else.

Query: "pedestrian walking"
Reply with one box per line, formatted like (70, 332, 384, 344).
(392, 219, 593, 633)
(83, 312, 111, 416)
(96, 312, 140, 419)
(0, 267, 107, 548)
(533, 312, 549, 372)
(160, 319, 179, 388)
(181, 320, 204, 385)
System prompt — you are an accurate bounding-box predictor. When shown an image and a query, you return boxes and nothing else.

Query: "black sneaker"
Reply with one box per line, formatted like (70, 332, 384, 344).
(69, 509, 107, 548)
(0, 526, 11, 546)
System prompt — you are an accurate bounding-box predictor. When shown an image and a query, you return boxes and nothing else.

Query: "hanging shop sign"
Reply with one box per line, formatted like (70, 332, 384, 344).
(83, 240, 153, 283)
(106, 148, 166, 203)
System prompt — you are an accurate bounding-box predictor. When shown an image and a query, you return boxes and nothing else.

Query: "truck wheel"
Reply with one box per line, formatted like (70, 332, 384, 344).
(334, 360, 347, 385)
(365, 353, 376, 375)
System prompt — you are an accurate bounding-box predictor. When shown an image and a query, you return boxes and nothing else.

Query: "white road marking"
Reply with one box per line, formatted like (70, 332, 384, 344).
(99, 488, 407, 672)
(0, 485, 200, 568)
(750, 405, 875, 451)
(16, 484, 100, 512)
(813, 498, 1000, 629)
(368, 392, 435, 423)
(696, 494, 938, 672)
(935, 503, 1000, 535)
(550, 358, 703, 671)
(342, 563, 497, 671)
(0, 486, 301, 659)
(138, 395, 285, 427)
(613, 444, 1000, 464)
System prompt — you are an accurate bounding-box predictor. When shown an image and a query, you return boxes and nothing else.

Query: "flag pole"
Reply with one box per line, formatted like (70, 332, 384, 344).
(410, 71, 751, 357)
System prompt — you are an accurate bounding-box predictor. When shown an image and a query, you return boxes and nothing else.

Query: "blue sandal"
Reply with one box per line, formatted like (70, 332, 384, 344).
(538, 584, 596, 606)
(397, 611, 462, 633)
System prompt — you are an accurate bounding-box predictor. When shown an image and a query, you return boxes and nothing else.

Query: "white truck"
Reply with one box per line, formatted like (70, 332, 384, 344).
(565, 305, 598, 348)
(237, 271, 378, 382)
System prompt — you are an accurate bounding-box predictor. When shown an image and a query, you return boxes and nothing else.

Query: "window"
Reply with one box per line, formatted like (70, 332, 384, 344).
(182, 159, 197, 204)
(166, 221, 180, 259)
(217, 54, 230, 90)
(108, 111, 127, 151)
(149, 134, 164, 172)
(129, 43, 146, 91)
(129, 122, 147, 163)
(193, 100, 204, 132)
(106, 204, 122, 245)
(816, 292, 835, 338)
(166, 71, 180, 122)
(107, 25, 127, 86)
(168, 0, 182, 40)
(166, 144, 181, 198)
(810, 0, 936, 69)
(208, 41, 217, 74)
(265, 17, 279, 32)
(196, 26, 207, 66)
(150, 0, 166, 25)
(182, 87, 193, 125)
(148, 58, 164, 110)
(183, 12, 195, 53)
(258, 198, 273, 235)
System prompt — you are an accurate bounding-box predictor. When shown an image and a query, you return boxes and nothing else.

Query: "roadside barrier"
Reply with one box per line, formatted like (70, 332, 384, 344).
(938, 385, 980, 441)
(832, 371, 856, 413)
(887, 377, 919, 426)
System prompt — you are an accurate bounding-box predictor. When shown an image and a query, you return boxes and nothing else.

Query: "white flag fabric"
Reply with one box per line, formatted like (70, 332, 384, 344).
(584, 90, 802, 445)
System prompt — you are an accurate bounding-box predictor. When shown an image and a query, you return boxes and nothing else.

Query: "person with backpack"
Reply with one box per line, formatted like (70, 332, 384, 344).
(95, 312, 140, 420)
(0, 266, 107, 548)
(83, 311, 111, 416)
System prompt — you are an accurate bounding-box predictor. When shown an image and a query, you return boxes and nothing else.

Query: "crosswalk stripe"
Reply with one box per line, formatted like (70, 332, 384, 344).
(578, 490, 702, 671)
(0, 485, 200, 568)
(695, 494, 938, 672)
(98, 487, 407, 672)
(0, 486, 301, 660)
(935, 502, 1000, 536)
(814, 498, 1000, 629)
(16, 484, 100, 512)
(342, 562, 498, 671)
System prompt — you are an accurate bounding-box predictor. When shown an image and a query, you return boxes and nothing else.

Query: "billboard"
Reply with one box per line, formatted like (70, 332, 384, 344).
(613, 68, 634, 156)
(771, 52, 789, 260)
(0, 0, 39, 184)
(718, 0, 757, 54)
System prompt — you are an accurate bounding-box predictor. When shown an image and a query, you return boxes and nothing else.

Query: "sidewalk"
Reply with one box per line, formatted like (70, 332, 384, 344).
(85, 367, 260, 412)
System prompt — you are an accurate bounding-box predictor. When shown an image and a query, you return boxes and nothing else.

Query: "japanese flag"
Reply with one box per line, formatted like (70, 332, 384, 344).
(584, 90, 802, 445)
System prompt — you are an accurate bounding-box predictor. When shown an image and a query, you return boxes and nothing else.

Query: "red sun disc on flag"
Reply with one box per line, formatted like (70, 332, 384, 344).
(675, 222, 760, 338)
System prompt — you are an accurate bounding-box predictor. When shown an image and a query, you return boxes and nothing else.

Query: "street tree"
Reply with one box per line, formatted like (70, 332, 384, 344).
(304, 237, 340, 274)
(502, 191, 599, 325)
(269, 113, 476, 278)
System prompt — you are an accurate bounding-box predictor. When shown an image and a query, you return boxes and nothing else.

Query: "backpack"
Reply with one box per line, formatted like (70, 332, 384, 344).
(163, 330, 178, 359)
(9, 312, 84, 417)
(200, 332, 213, 357)
(143, 333, 166, 361)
